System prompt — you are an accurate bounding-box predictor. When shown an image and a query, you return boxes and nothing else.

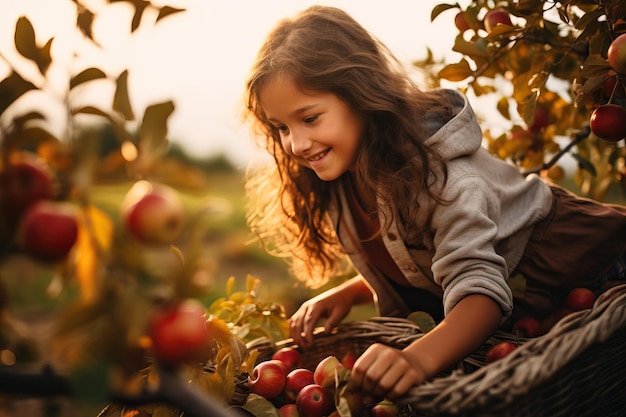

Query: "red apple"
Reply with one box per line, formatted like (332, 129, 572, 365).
(0, 152, 56, 217)
(608, 33, 626, 74)
(369, 400, 399, 417)
(454, 12, 470, 32)
(529, 106, 550, 132)
(284, 368, 315, 403)
(17, 200, 78, 262)
(563, 287, 596, 312)
(295, 384, 334, 417)
(540, 308, 572, 334)
(148, 299, 210, 366)
(512, 316, 542, 338)
(485, 340, 517, 364)
(483, 8, 512, 32)
(340, 350, 357, 370)
(248, 359, 287, 400)
(589, 104, 626, 142)
(120, 180, 184, 245)
(278, 403, 300, 417)
(313, 355, 346, 391)
(604, 70, 625, 97)
(272, 347, 302, 374)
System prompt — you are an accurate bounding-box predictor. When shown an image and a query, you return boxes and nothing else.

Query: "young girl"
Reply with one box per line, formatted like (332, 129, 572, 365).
(242, 5, 626, 400)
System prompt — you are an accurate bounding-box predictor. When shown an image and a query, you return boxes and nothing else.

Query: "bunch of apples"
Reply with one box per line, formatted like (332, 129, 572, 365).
(247, 347, 400, 417)
(0, 151, 79, 263)
(485, 287, 597, 364)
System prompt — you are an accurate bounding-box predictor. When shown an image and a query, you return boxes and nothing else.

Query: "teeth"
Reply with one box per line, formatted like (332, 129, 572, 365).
(309, 149, 329, 161)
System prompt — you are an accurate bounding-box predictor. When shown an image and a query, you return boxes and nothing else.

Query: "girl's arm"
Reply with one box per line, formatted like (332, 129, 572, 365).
(289, 275, 374, 347)
(349, 293, 502, 400)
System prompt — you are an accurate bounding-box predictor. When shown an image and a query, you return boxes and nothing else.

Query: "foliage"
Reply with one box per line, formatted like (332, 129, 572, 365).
(422, 0, 626, 201)
(0, 1, 272, 414)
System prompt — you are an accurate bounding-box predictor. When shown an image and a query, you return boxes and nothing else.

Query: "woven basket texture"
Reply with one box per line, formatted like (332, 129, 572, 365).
(246, 283, 626, 417)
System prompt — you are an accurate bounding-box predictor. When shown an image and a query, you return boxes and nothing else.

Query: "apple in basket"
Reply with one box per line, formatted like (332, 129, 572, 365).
(340, 350, 357, 370)
(284, 368, 315, 403)
(563, 287, 596, 312)
(295, 384, 334, 417)
(313, 355, 346, 391)
(512, 316, 542, 338)
(278, 403, 300, 417)
(485, 340, 517, 364)
(369, 400, 399, 417)
(248, 359, 287, 400)
(272, 346, 303, 374)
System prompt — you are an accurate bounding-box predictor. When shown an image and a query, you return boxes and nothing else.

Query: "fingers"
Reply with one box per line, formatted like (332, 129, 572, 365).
(289, 303, 323, 347)
(348, 344, 424, 400)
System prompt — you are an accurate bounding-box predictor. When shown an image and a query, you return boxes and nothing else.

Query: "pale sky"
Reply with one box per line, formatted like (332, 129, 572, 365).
(1, 0, 462, 169)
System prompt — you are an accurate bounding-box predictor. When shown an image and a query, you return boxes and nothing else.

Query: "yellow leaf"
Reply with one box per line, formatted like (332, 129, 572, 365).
(226, 276, 235, 297)
(207, 315, 235, 347)
(246, 274, 260, 294)
(438, 59, 474, 82)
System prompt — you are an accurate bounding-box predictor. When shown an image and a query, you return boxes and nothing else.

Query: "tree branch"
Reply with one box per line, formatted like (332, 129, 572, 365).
(0, 364, 242, 417)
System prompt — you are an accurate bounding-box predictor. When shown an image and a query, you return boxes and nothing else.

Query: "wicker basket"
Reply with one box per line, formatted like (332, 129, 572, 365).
(246, 283, 626, 417)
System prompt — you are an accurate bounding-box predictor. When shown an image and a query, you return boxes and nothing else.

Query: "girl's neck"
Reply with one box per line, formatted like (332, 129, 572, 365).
(343, 172, 377, 218)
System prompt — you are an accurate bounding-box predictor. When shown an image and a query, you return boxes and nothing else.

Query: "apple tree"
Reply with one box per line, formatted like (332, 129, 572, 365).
(422, 0, 626, 201)
(0, 2, 287, 416)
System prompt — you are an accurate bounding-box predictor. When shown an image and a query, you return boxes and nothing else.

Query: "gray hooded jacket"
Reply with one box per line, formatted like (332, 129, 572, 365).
(328, 90, 553, 321)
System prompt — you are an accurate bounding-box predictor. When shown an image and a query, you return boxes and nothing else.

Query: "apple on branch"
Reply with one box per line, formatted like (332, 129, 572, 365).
(589, 104, 626, 142)
(147, 299, 211, 367)
(483, 8, 512, 33)
(0, 152, 56, 218)
(120, 180, 185, 246)
(608, 33, 626, 74)
(17, 200, 79, 263)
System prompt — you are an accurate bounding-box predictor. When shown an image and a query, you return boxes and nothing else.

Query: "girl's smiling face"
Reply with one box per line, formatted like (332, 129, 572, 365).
(259, 76, 365, 181)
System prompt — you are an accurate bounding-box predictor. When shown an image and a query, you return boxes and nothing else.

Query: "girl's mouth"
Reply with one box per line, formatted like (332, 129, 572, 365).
(308, 149, 330, 162)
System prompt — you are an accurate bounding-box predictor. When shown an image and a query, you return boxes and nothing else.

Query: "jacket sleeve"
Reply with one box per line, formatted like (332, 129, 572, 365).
(429, 175, 513, 320)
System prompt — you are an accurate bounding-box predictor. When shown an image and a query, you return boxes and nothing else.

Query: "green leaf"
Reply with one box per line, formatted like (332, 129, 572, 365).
(157, 6, 186, 22)
(70, 67, 107, 90)
(113, 70, 135, 121)
(240, 393, 281, 417)
(0, 71, 37, 116)
(507, 272, 527, 300)
(139, 100, 175, 151)
(14, 17, 38, 62)
(76, 7, 96, 42)
(406, 311, 436, 333)
(431, 3, 458, 22)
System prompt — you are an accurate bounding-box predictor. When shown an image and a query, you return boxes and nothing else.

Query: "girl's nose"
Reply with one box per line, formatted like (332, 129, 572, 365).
(290, 131, 312, 156)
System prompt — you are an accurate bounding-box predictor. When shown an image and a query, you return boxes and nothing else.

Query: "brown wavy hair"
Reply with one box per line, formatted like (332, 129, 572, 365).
(243, 5, 452, 288)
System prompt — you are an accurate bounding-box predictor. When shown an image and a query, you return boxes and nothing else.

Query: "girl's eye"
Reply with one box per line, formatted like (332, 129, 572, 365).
(276, 124, 289, 132)
(304, 115, 318, 123)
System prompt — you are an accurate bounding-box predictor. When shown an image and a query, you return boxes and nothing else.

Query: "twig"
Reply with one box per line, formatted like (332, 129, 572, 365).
(521, 124, 591, 176)
(0, 364, 240, 417)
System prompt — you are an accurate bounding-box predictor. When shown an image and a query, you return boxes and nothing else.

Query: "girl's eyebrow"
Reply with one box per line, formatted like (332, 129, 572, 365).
(267, 103, 320, 123)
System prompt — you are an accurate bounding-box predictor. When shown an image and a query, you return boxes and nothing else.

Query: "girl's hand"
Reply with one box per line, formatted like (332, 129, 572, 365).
(348, 343, 427, 401)
(289, 276, 373, 347)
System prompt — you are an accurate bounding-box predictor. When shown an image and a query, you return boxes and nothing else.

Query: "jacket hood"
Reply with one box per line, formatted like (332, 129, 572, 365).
(421, 90, 483, 161)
